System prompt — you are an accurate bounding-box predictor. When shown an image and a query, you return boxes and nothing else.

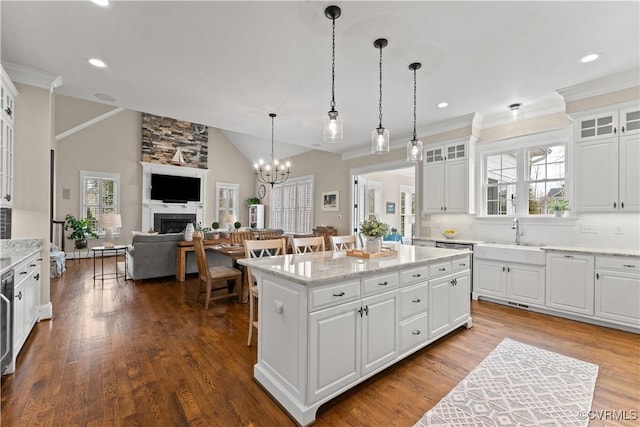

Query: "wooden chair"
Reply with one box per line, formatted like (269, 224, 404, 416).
(230, 231, 254, 246)
(330, 235, 357, 252)
(193, 235, 242, 310)
(292, 236, 325, 254)
(257, 230, 279, 240)
(244, 238, 287, 346)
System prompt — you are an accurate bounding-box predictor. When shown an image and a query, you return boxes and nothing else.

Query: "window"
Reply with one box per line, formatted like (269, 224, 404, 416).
(80, 171, 119, 235)
(215, 182, 239, 226)
(270, 175, 314, 234)
(399, 185, 415, 238)
(482, 137, 568, 217)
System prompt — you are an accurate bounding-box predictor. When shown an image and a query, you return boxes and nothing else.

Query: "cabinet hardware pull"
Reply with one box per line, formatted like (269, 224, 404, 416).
(412, 330, 421, 335)
(34, 273, 40, 280)
(19, 271, 27, 275)
(454, 278, 457, 286)
(4, 107, 11, 116)
(3, 194, 10, 201)
(563, 255, 574, 258)
(443, 206, 447, 211)
(358, 307, 364, 317)
(16, 291, 22, 300)
(459, 263, 466, 266)
(412, 273, 421, 277)
(614, 127, 617, 134)
(440, 206, 443, 211)
(623, 264, 635, 268)
(596, 273, 600, 279)
(507, 267, 510, 272)
(621, 126, 625, 133)
(412, 298, 421, 303)
(37, 258, 43, 261)
(378, 281, 388, 286)
(29, 263, 36, 267)
(438, 267, 446, 271)
(363, 306, 369, 315)
(332, 291, 345, 297)
(613, 202, 617, 208)
(502, 266, 506, 272)
(621, 202, 625, 209)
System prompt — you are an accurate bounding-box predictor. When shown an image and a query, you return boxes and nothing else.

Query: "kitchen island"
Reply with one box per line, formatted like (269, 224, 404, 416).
(238, 245, 472, 425)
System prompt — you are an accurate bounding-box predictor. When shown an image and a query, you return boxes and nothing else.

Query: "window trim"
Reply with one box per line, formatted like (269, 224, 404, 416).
(214, 182, 240, 228)
(79, 170, 120, 236)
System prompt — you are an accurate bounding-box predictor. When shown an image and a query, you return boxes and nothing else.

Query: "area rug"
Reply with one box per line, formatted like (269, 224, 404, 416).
(415, 338, 599, 427)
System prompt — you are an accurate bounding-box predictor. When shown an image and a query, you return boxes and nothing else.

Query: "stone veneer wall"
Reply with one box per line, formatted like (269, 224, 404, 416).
(141, 113, 208, 169)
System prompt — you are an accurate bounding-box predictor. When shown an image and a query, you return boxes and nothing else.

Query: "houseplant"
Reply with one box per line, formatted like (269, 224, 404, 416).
(549, 199, 569, 217)
(64, 213, 98, 249)
(247, 197, 260, 206)
(234, 221, 242, 231)
(359, 218, 389, 253)
(193, 222, 210, 239)
(210, 221, 221, 239)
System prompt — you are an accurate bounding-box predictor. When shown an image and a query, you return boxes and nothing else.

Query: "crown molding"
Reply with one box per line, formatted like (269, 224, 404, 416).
(557, 68, 640, 103)
(1, 62, 61, 90)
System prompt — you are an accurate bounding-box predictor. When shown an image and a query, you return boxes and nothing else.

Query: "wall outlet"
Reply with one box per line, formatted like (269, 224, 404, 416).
(337, 214, 342, 220)
(581, 224, 598, 233)
(614, 225, 623, 234)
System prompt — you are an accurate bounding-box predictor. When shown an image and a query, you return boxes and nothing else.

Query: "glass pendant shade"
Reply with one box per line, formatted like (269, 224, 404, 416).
(407, 139, 423, 162)
(323, 109, 343, 142)
(372, 127, 389, 154)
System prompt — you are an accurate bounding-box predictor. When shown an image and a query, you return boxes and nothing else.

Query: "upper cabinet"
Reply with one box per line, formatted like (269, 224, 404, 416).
(423, 137, 476, 214)
(574, 105, 640, 213)
(1, 66, 18, 209)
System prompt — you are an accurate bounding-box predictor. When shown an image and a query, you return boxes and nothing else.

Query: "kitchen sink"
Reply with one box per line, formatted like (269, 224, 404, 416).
(474, 242, 546, 265)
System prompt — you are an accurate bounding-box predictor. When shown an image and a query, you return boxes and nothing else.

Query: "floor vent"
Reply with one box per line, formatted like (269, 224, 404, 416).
(508, 301, 530, 309)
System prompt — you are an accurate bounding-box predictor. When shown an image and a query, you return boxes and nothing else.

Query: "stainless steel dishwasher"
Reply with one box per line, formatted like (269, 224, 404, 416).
(1, 268, 14, 375)
(435, 241, 474, 296)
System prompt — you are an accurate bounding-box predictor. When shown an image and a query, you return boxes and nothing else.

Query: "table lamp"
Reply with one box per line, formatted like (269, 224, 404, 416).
(99, 213, 122, 248)
(223, 214, 236, 231)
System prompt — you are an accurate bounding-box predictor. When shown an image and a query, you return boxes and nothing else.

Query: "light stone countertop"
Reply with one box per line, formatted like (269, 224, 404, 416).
(238, 245, 471, 286)
(412, 236, 485, 245)
(541, 246, 640, 257)
(1, 238, 46, 275)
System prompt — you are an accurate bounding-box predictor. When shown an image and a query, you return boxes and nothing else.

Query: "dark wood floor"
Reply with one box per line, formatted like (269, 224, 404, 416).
(2, 258, 639, 426)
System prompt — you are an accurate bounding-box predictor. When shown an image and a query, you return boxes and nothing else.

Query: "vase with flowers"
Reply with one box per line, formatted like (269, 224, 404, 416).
(359, 218, 390, 254)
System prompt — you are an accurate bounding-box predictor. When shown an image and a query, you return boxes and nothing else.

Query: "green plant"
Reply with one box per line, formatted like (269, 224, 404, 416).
(64, 213, 98, 241)
(234, 221, 242, 230)
(247, 197, 260, 206)
(549, 198, 570, 212)
(194, 222, 210, 232)
(359, 218, 389, 238)
(211, 221, 220, 230)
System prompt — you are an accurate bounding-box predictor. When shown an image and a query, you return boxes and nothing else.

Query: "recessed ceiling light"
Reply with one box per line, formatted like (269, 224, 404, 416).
(580, 53, 599, 63)
(91, 0, 110, 6)
(94, 93, 116, 103)
(437, 102, 448, 108)
(88, 58, 107, 68)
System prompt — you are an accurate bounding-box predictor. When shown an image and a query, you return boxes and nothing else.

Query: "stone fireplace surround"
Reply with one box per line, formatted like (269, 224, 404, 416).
(140, 162, 206, 233)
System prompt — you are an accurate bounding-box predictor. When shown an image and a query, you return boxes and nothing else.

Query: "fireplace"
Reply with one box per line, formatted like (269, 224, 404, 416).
(154, 213, 196, 234)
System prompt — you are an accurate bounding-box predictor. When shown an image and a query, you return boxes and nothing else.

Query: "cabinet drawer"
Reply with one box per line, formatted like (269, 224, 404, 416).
(400, 282, 428, 319)
(399, 312, 428, 353)
(14, 260, 31, 284)
(400, 266, 429, 286)
(429, 261, 451, 278)
(363, 272, 398, 296)
(451, 255, 470, 272)
(596, 256, 640, 272)
(309, 280, 360, 311)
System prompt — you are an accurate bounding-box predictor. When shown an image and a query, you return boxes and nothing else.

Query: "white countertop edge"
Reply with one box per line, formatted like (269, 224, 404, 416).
(1, 247, 44, 276)
(541, 246, 640, 257)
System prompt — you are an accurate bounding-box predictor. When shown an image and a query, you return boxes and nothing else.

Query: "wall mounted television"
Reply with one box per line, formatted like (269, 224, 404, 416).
(150, 173, 201, 203)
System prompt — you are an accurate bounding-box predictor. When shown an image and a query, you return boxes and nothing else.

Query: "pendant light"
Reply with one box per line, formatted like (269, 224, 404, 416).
(372, 38, 389, 154)
(323, 5, 343, 143)
(406, 62, 423, 162)
(254, 113, 291, 187)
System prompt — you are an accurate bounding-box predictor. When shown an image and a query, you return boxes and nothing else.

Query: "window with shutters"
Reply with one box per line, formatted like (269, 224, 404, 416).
(269, 175, 314, 234)
(215, 182, 239, 226)
(80, 170, 119, 235)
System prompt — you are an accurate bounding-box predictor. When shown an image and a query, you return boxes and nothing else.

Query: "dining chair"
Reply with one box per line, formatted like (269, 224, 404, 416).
(230, 231, 254, 246)
(193, 235, 242, 310)
(330, 235, 357, 252)
(257, 230, 279, 240)
(292, 236, 325, 254)
(244, 238, 287, 346)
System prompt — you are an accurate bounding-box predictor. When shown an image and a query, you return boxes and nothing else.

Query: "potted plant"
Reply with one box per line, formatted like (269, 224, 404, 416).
(549, 199, 569, 217)
(193, 222, 210, 239)
(64, 213, 98, 249)
(234, 221, 242, 231)
(359, 218, 389, 253)
(247, 197, 260, 206)
(210, 221, 221, 239)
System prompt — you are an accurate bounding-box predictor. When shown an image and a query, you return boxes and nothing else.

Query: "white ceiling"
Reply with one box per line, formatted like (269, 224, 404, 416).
(2, 1, 639, 162)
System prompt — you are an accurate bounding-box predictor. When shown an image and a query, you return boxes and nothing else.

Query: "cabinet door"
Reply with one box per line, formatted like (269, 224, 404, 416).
(575, 138, 618, 212)
(423, 163, 444, 213)
(444, 160, 468, 213)
(473, 260, 506, 298)
(0, 118, 13, 208)
(618, 134, 639, 212)
(595, 271, 640, 327)
(308, 300, 361, 403)
(546, 253, 594, 315)
(620, 107, 640, 136)
(576, 111, 618, 142)
(361, 292, 398, 376)
(506, 263, 545, 306)
(429, 276, 452, 339)
(450, 272, 470, 326)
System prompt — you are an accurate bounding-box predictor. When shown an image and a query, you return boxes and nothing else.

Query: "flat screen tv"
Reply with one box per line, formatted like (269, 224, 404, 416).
(150, 173, 201, 203)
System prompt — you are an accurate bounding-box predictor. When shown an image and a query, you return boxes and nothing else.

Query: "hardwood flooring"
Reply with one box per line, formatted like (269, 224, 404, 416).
(2, 258, 639, 426)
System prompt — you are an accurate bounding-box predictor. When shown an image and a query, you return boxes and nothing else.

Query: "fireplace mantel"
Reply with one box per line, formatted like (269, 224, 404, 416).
(140, 162, 207, 232)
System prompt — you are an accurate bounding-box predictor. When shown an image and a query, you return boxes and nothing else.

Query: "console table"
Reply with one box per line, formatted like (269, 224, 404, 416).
(175, 238, 231, 281)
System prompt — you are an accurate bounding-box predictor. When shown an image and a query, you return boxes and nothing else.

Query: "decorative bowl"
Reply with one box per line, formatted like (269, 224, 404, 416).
(442, 232, 458, 239)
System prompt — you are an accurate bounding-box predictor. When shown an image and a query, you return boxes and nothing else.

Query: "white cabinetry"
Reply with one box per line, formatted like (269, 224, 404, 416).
(249, 204, 264, 229)
(1, 65, 17, 208)
(423, 138, 475, 214)
(429, 270, 470, 339)
(574, 106, 640, 212)
(594, 256, 640, 328)
(546, 252, 594, 315)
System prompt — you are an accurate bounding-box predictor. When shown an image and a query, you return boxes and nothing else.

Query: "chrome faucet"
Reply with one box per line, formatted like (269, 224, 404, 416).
(511, 218, 522, 245)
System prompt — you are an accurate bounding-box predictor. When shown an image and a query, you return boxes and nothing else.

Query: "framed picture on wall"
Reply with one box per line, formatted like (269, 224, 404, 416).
(386, 202, 395, 214)
(321, 191, 339, 211)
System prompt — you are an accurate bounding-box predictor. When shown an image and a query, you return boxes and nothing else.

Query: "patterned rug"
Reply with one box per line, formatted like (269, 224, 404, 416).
(415, 338, 599, 427)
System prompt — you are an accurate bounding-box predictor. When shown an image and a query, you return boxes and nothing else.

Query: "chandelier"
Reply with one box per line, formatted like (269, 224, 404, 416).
(254, 113, 290, 187)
